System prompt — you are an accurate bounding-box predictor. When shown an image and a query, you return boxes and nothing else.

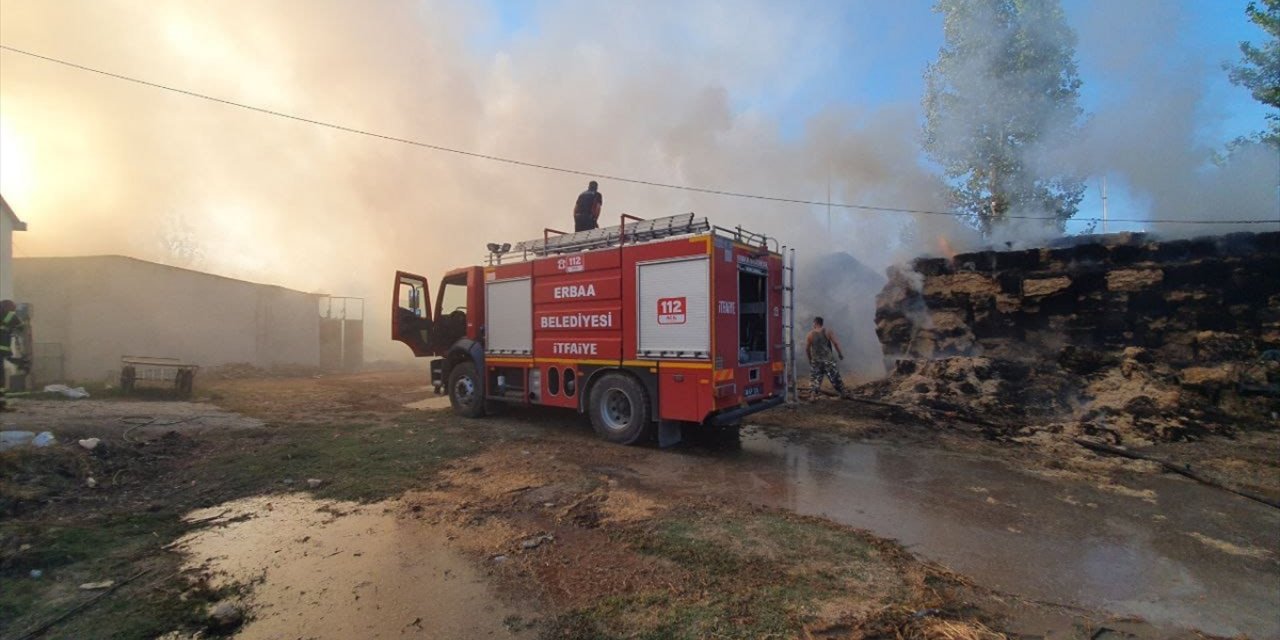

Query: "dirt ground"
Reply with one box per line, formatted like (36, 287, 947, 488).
(2, 370, 1275, 639)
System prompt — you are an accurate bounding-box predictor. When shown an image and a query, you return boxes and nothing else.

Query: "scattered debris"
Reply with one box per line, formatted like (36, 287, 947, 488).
(207, 601, 245, 632)
(1186, 532, 1273, 559)
(43, 384, 91, 399)
(1, 430, 37, 451)
(207, 362, 322, 380)
(29, 569, 43, 579)
(78, 437, 101, 451)
(1075, 437, 1280, 509)
(520, 533, 554, 550)
(306, 478, 323, 489)
(183, 510, 231, 529)
(1, 430, 58, 451)
(78, 580, 115, 590)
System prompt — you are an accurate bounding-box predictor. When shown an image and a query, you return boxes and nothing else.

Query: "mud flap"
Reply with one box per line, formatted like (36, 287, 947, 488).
(658, 420, 683, 448)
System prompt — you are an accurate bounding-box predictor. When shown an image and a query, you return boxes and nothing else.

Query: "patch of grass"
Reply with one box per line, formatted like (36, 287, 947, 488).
(202, 420, 480, 502)
(632, 518, 746, 578)
(547, 509, 891, 640)
(0, 510, 193, 637)
(0, 574, 42, 628)
(59, 574, 244, 640)
(2, 513, 172, 574)
(0, 448, 92, 516)
(757, 512, 874, 561)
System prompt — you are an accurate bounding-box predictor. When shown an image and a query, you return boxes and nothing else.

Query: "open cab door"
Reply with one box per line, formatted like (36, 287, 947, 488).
(392, 271, 435, 356)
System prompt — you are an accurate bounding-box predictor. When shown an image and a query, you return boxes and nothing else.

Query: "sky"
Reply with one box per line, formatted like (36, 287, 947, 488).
(479, 0, 1276, 234)
(474, 1, 1271, 137)
(0, 0, 1276, 361)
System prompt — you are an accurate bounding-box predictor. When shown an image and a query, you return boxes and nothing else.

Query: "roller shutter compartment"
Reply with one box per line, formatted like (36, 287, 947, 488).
(485, 277, 532, 354)
(636, 257, 710, 358)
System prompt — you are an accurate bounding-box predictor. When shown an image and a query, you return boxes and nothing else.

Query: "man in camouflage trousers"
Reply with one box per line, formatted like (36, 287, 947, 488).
(0, 300, 25, 412)
(806, 316, 845, 399)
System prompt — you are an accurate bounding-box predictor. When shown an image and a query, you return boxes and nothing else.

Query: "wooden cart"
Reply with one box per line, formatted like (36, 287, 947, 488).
(120, 356, 199, 396)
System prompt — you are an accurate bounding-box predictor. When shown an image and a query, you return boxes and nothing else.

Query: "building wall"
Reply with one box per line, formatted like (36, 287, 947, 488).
(1, 210, 14, 301)
(14, 256, 322, 382)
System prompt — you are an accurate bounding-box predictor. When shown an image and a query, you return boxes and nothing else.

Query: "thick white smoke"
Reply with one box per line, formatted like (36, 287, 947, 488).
(0, 0, 955, 368)
(1059, 0, 1280, 236)
(0, 0, 1273, 374)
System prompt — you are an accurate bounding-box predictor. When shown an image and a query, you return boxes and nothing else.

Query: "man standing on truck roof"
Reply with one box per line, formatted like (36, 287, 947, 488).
(806, 316, 845, 399)
(573, 180, 603, 232)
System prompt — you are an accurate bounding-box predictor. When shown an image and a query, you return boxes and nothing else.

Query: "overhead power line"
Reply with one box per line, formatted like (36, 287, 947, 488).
(1, 44, 1275, 227)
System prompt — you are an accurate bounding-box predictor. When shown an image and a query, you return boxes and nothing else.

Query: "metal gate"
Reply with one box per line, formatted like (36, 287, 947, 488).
(31, 342, 63, 387)
(319, 297, 364, 371)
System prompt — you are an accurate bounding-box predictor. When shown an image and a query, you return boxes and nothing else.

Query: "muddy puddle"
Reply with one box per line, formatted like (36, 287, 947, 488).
(175, 495, 535, 639)
(673, 428, 1280, 638)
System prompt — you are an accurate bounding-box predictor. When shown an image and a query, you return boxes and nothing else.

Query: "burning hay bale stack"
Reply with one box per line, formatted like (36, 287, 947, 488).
(867, 231, 1280, 445)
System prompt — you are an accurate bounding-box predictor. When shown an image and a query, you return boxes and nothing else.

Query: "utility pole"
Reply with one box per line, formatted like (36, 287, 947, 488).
(826, 167, 832, 234)
(1101, 175, 1109, 234)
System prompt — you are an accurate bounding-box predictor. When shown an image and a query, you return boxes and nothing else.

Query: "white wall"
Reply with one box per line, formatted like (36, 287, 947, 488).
(0, 211, 14, 302)
(14, 256, 322, 382)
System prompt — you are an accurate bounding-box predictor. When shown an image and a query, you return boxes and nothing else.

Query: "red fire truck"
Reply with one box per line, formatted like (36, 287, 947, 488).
(391, 213, 796, 445)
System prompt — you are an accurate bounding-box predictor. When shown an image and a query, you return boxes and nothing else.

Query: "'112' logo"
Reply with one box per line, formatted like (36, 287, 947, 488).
(657, 297, 687, 325)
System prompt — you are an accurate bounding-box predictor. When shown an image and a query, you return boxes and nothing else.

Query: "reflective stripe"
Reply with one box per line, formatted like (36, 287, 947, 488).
(1, 312, 14, 324)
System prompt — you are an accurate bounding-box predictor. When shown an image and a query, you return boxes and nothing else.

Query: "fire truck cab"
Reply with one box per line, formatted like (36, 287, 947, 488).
(392, 213, 796, 445)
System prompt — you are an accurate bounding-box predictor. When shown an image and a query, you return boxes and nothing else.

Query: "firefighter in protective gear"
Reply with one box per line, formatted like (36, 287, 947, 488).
(806, 316, 845, 399)
(0, 300, 25, 411)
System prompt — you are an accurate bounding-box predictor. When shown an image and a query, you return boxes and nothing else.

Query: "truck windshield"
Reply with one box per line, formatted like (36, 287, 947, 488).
(435, 276, 469, 346)
(439, 282, 467, 315)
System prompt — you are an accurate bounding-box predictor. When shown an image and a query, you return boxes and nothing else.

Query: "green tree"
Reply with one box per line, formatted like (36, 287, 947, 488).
(923, 0, 1085, 235)
(1226, 0, 1280, 146)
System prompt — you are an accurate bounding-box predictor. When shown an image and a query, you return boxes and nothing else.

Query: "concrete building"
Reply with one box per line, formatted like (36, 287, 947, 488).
(1, 195, 27, 301)
(13, 255, 359, 383)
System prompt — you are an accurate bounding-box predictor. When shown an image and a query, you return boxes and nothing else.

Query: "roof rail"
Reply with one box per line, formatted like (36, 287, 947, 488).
(513, 212, 711, 257)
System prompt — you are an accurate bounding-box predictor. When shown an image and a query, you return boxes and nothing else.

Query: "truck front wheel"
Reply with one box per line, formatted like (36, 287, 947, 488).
(448, 361, 485, 418)
(588, 373, 654, 445)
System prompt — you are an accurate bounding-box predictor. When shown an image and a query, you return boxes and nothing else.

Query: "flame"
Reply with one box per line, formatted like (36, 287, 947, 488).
(937, 236, 957, 261)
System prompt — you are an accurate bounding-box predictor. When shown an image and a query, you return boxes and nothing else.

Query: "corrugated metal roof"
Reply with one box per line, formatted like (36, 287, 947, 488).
(13, 254, 329, 297)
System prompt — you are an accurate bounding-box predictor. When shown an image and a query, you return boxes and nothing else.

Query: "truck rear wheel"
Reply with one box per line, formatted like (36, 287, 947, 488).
(588, 373, 654, 445)
(448, 361, 485, 418)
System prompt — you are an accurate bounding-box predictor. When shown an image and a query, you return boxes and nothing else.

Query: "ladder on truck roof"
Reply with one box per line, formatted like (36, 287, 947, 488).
(511, 212, 711, 258)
